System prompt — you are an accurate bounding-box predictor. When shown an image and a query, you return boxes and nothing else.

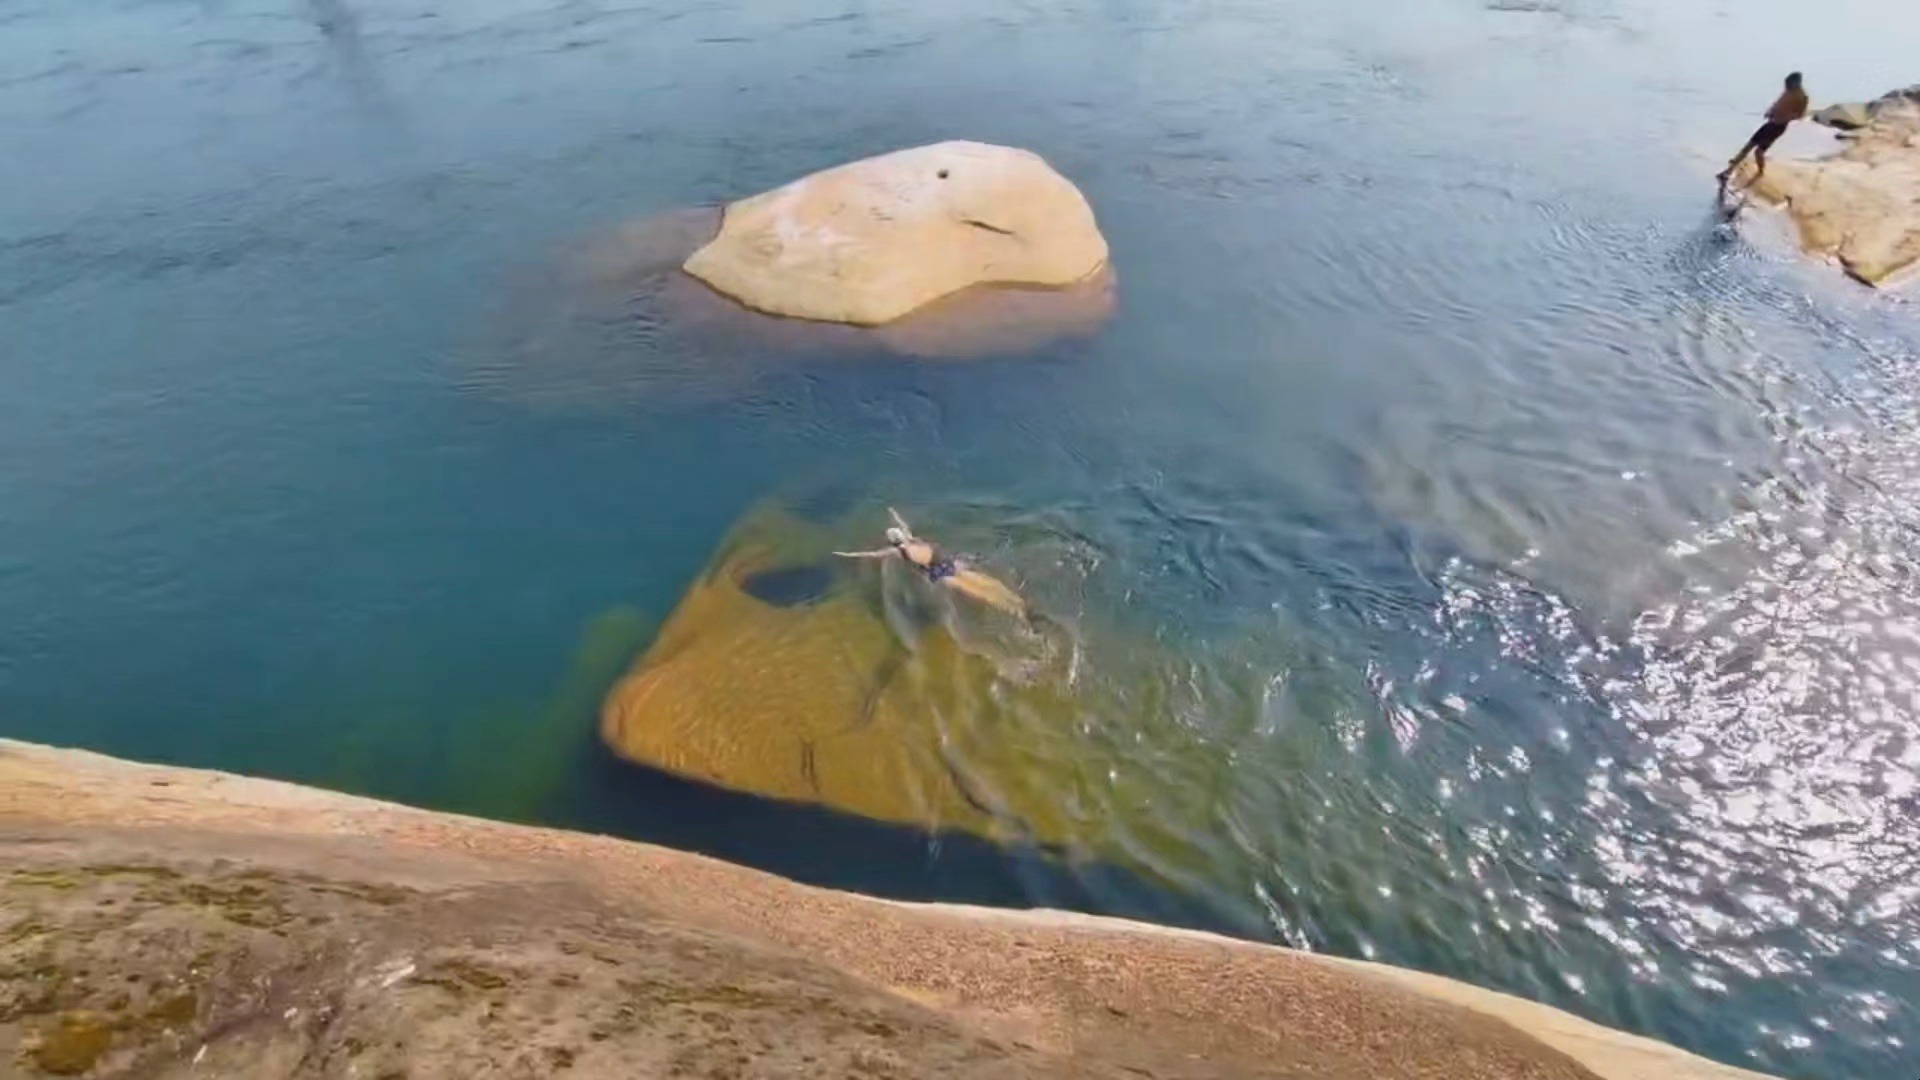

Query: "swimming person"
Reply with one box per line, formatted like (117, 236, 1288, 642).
(835, 509, 1028, 618)
(1719, 72, 1809, 187)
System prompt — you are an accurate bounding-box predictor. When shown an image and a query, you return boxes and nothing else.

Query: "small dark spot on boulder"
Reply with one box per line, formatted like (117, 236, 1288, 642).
(739, 563, 836, 607)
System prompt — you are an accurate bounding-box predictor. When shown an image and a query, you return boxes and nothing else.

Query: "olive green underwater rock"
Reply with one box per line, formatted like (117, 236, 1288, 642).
(599, 507, 1204, 846)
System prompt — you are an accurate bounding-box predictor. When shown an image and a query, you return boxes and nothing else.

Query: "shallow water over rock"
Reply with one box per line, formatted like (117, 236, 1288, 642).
(2, 0, 1918, 1077)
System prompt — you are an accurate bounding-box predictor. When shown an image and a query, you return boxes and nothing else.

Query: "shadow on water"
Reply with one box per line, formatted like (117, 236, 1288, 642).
(557, 736, 1254, 936)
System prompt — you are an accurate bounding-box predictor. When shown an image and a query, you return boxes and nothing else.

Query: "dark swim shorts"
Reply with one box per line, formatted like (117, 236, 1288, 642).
(1750, 119, 1789, 151)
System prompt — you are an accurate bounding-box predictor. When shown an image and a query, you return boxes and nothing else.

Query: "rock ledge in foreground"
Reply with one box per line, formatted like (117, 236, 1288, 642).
(1, 739, 1776, 1080)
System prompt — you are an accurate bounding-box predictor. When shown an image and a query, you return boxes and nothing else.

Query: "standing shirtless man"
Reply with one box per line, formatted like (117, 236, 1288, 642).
(1719, 72, 1809, 187)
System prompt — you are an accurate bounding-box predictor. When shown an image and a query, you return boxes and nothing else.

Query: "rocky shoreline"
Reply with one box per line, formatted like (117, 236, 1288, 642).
(1, 740, 1770, 1079)
(1747, 84, 1920, 287)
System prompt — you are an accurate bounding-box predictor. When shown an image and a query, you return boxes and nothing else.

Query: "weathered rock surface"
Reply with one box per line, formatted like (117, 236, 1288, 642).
(1, 739, 1776, 1080)
(683, 141, 1110, 325)
(1810, 101, 1872, 131)
(1745, 88, 1920, 286)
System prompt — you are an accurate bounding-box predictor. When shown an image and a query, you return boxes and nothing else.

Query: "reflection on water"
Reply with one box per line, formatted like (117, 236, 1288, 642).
(1424, 310, 1920, 1065)
(2, 0, 1919, 1077)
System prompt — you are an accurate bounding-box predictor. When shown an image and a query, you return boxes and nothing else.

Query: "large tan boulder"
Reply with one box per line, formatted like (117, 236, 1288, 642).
(683, 141, 1110, 325)
(469, 167, 1115, 407)
(1745, 90, 1920, 286)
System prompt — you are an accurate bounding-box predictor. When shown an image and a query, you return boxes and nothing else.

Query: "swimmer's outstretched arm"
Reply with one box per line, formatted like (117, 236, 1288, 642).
(887, 507, 915, 539)
(833, 548, 895, 559)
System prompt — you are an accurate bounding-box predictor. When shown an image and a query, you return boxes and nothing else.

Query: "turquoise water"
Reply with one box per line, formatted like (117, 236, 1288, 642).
(5, 0, 1920, 1075)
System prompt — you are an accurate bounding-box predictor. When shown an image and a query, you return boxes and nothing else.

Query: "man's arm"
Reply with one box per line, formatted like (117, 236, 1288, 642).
(834, 549, 895, 559)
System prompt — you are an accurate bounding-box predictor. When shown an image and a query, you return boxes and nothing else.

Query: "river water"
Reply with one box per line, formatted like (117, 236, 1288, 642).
(4, 0, 1918, 1075)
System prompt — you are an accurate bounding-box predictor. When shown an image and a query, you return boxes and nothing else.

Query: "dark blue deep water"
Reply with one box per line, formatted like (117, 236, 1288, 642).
(4, 0, 1919, 1076)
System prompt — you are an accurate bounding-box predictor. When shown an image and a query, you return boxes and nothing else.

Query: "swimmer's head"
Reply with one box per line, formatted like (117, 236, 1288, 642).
(885, 527, 908, 546)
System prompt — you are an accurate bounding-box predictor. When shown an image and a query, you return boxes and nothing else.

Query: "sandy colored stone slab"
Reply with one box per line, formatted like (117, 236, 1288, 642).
(1745, 91, 1920, 286)
(0, 739, 1778, 1080)
(684, 141, 1109, 325)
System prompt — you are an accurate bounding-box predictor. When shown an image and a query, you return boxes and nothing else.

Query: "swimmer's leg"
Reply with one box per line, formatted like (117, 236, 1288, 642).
(945, 569, 1028, 618)
(1719, 137, 1757, 185)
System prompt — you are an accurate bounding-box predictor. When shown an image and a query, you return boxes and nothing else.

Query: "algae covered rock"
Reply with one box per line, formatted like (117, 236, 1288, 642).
(1745, 89, 1920, 286)
(683, 141, 1110, 326)
(598, 507, 1070, 841)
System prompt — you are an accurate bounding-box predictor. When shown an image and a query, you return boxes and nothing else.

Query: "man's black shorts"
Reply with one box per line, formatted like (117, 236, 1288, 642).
(1749, 119, 1789, 150)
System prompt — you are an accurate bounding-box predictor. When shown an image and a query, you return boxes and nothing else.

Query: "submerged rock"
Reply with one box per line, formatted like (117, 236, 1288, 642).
(597, 506, 1091, 842)
(1743, 89, 1920, 286)
(684, 141, 1111, 326)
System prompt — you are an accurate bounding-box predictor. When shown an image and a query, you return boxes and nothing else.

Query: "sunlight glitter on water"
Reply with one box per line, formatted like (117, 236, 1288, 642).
(6, 0, 1920, 1076)
(1428, 322, 1920, 1066)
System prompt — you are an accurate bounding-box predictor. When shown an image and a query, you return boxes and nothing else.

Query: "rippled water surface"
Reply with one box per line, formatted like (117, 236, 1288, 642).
(5, 0, 1919, 1075)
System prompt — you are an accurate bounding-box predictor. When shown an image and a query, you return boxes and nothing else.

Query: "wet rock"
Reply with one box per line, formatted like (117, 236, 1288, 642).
(684, 141, 1110, 326)
(1743, 89, 1920, 286)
